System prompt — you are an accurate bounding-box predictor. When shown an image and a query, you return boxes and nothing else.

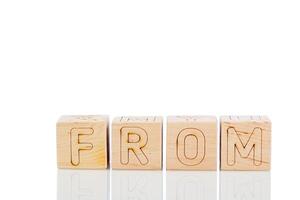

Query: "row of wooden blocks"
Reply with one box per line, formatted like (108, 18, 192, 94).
(57, 115, 271, 170)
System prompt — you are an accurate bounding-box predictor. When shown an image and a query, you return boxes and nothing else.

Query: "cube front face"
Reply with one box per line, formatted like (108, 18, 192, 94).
(167, 116, 217, 170)
(112, 116, 163, 170)
(220, 116, 271, 171)
(57, 115, 108, 169)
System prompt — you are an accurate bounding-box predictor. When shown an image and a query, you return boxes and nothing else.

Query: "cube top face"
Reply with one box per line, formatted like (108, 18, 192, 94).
(167, 116, 217, 170)
(168, 115, 217, 123)
(113, 116, 163, 124)
(57, 115, 108, 169)
(112, 116, 163, 170)
(58, 115, 108, 123)
(221, 115, 270, 123)
(220, 116, 271, 171)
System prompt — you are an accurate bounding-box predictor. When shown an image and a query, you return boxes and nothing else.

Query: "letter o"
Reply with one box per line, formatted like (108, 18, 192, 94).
(176, 128, 206, 166)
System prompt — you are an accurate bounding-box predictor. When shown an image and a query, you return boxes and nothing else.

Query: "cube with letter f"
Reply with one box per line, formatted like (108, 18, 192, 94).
(220, 116, 271, 171)
(57, 115, 109, 169)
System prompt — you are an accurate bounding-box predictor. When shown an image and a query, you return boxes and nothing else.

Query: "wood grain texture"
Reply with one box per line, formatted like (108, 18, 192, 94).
(57, 115, 108, 169)
(166, 116, 217, 170)
(220, 116, 271, 171)
(111, 116, 163, 170)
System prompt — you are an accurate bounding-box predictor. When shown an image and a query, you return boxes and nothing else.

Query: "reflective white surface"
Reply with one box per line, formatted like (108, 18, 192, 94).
(57, 170, 270, 200)
(220, 171, 270, 200)
(57, 170, 109, 200)
(167, 171, 217, 200)
(112, 170, 163, 200)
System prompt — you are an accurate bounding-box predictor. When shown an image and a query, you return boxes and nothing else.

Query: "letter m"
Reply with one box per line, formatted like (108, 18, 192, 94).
(227, 127, 262, 166)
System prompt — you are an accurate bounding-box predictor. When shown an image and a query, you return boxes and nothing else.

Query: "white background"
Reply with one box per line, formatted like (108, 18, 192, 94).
(0, 0, 299, 199)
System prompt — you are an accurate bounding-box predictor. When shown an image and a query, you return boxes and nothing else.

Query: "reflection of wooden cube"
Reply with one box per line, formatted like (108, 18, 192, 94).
(58, 170, 109, 200)
(112, 116, 163, 170)
(220, 171, 271, 200)
(57, 115, 108, 169)
(167, 171, 217, 200)
(167, 116, 217, 170)
(220, 116, 271, 170)
(112, 170, 162, 200)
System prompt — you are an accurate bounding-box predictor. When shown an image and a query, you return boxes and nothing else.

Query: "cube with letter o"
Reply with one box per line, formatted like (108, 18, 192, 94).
(166, 116, 217, 170)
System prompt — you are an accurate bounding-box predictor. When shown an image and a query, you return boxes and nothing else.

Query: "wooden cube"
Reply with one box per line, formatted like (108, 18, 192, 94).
(112, 116, 163, 170)
(57, 115, 109, 169)
(166, 116, 217, 170)
(220, 116, 271, 170)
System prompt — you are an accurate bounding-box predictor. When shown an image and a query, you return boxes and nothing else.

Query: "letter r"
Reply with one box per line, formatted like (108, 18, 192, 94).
(120, 127, 149, 165)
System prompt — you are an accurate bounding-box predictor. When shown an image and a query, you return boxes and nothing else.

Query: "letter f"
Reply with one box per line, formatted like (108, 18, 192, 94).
(70, 128, 94, 166)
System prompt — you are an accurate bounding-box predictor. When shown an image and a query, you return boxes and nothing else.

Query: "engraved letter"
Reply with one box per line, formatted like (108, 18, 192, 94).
(177, 128, 205, 166)
(70, 128, 93, 166)
(120, 127, 149, 165)
(227, 127, 262, 166)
